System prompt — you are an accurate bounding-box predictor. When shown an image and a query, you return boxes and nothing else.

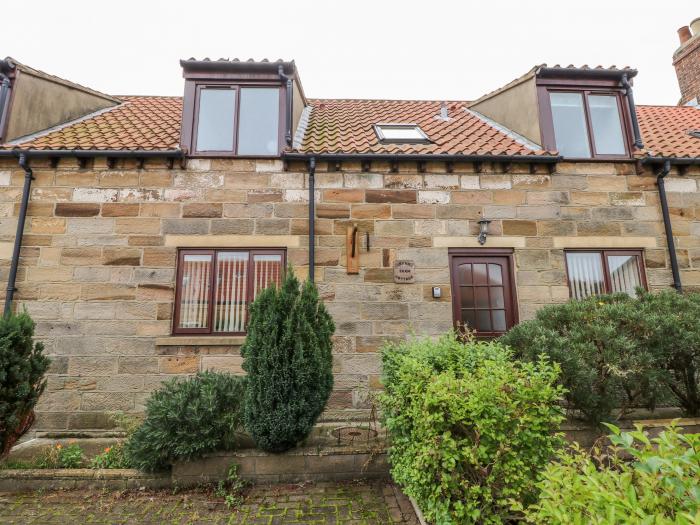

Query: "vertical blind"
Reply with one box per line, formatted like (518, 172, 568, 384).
(178, 254, 213, 329)
(566, 251, 643, 300)
(176, 250, 284, 333)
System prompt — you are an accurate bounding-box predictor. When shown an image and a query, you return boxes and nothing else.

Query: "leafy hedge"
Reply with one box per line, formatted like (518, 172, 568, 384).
(125, 372, 246, 472)
(381, 333, 565, 524)
(523, 425, 700, 524)
(500, 291, 700, 424)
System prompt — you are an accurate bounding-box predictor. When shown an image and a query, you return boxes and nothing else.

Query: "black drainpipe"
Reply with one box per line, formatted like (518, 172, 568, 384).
(278, 65, 293, 147)
(4, 153, 34, 316)
(621, 74, 643, 149)
(308, 157, 316, 283)
(656, 159, 682, 292)
(0, 60, 13, 142)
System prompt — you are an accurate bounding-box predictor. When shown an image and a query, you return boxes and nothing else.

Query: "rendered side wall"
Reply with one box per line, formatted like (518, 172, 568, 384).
(0, 157, 697, 434)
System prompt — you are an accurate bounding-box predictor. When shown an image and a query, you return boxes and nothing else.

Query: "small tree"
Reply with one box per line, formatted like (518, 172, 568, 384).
(0, 312, 50, 459)
(242, 269, 334, 452)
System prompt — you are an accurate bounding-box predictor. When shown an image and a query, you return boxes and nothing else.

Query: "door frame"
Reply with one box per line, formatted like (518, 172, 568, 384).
(448, 248, 519, 335)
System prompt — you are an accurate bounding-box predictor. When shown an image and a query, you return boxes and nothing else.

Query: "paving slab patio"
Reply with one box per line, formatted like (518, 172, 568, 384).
(0, 480, 419, 525)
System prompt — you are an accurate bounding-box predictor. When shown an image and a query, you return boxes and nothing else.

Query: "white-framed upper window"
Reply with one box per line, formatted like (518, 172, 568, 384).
(374, 123, 430, 143)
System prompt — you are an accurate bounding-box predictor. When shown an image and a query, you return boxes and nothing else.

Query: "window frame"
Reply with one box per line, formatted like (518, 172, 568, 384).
(373, 123, 431, 144)
(537, 79, 634, 160)
(563, 248, 647, 300)
(448, 248, 519, 338)
(187, 81, 286, 158)
(172, 247, 286, 336)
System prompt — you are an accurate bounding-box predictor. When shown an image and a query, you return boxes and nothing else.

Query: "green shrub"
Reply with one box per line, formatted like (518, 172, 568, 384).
(36, 443, 85, 469)
(125, 371, 246, 472)
(381, 333, 565, 524)
(0, 312, 50, 460)
(500, 294, 665, 424)
(523, 425, 700, 524)
(635, 290, 700, 416)
(242, 269, 334, 452)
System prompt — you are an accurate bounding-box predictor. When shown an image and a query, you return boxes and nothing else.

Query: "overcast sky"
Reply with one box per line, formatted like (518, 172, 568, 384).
(3, 1, 698, 105)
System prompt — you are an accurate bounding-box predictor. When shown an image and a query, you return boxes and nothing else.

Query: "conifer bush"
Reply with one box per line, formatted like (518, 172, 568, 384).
(0, 312, 50, 460)
(125, 371, 246, 472)
(242, 269, 334, 452)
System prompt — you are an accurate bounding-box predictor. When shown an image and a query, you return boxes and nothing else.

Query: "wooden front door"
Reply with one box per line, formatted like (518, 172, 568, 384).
(449, 250, 517, 337)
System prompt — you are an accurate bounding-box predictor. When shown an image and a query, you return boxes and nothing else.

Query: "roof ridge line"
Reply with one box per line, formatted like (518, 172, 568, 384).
(3, 103, 126, 148)
(465, 108, 542, 151)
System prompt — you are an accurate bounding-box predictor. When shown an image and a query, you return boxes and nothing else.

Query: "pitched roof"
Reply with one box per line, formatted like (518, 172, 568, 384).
(295, 99, 546, 155)
(2, 96, 182, 151)
(2, 93, 700, 160)
(636, 105, 700, 158)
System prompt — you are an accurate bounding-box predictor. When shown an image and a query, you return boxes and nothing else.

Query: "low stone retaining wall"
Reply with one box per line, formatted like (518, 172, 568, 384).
(172, 444, 389, 486)
(0, 469, 169, 492)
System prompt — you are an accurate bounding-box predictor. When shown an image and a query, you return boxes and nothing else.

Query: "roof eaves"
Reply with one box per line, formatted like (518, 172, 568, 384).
(465, 108, 542, 151)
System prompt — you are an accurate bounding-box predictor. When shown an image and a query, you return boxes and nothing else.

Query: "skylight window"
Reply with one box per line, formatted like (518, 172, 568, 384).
(374, 123, 430, 143)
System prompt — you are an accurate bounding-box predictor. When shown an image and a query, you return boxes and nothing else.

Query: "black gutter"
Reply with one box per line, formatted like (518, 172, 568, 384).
(621, 74, 644, 150)
(4, 153, 33, 317)
(0, 149, 183, 158)
(278, 65, 294, 147)
(308, 157, 316, 283)
(656, 159, 682, 293)
(283, 153, 561, 163)
(641, 156, 700, 166)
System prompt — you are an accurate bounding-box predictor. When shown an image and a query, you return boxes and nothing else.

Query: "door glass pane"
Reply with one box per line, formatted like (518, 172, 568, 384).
(589, 95, 626, 155)
(237, 88, 280, 155)
(490, 287, 505, 309)
(213, 252, 248, 333)
(178, 254, 212, 329)
(550, 92, 591, 158)
(492, 310, 506, 332)
(476, 310, 492, 331)
(607, 255, 641, 297)
(475, 288, 489, 308)
(488, 264, 503, 285)
(566, 252, 605, 300)
(196, 89, 236, 151)
(253, 254, 283, 299)
(473, 263, 488, 285)
(458, 264, 473, 285)
(461, 309, 476, 330)
(460, 287, 475, 308)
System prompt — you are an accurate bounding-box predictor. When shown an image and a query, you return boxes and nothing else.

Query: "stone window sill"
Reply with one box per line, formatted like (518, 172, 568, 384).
(155, 336, 246, 347)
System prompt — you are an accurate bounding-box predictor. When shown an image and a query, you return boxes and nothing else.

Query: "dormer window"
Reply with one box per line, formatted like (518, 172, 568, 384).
(180, 59, 305, 158)
(194, 86, 281, 155)
(374, 123, 430, 143)
(549, 91, 627, 158)
(537, 69, 636, 159)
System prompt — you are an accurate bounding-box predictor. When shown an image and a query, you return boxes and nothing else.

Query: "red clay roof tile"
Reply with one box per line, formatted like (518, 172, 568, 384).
(636, 105, 700, 158)
(2, 94, 699, 159)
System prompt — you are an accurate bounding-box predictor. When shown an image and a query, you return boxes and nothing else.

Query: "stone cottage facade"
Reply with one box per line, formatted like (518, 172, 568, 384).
(1, 24, 700, 434)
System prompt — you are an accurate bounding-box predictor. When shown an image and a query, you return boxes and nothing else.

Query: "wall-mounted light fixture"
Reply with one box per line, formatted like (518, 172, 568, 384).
(477, 218, 491, 245)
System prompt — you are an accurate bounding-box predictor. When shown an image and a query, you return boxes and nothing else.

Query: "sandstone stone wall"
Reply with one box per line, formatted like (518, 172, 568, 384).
(0, 156, 698, 434)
